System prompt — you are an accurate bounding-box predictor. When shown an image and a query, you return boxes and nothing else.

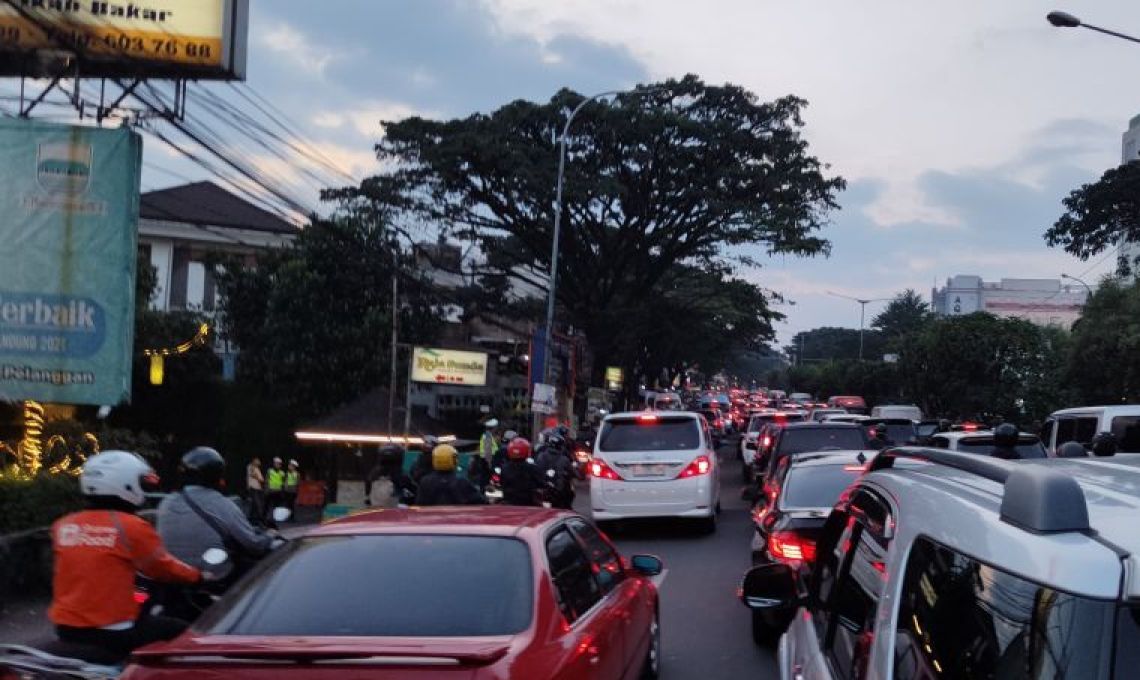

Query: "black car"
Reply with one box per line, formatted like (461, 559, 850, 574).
(759, 422, 869, 480)
(748, 449, 873, 643)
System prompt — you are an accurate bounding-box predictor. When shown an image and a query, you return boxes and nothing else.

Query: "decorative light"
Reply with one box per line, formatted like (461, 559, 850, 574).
(143, 323, 210, 387)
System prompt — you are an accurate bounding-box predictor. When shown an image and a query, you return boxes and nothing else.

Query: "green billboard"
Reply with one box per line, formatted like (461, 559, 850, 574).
(0, 119, 141, 405)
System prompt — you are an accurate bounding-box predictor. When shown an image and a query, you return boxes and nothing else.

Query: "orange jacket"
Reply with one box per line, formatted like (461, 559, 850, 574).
(49, 509, 201, 629)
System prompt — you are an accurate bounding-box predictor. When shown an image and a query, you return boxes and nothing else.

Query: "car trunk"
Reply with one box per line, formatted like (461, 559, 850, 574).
(127, 636, 513, 678)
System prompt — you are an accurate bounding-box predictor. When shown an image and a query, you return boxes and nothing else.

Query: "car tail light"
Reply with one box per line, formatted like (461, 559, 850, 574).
(575, 449, 591, 464)
(638, 413, 659, 423)
(589, 459, 623, 480)
(769, 531, 817, 563)
(761, 434, 772, 448)
(676, 455, 712, 479)
(133, 590, 149, 604)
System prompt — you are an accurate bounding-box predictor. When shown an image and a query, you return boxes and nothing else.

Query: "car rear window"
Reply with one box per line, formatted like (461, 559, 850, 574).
(1112, 416, 1140, 454)
(599, 417, 701, 451)
(957, 437, 1047, 459)
(201, 535, 533, 637)
(781, 464, 862, 509)
(779, 427, 866, 454)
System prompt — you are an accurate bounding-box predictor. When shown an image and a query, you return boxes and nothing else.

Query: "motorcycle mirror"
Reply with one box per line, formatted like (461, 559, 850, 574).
(272, 507, 292, 523)
(546, 469, 556, 478)
(202, 547, 230, 566)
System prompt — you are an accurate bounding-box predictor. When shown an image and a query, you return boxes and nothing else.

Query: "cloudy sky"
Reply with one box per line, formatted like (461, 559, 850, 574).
(142, 0, 1140, 344)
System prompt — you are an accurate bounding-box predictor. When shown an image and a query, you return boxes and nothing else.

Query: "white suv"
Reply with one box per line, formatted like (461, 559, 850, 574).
(590, 411, 721, 532)
(741, 447, 1140, 679)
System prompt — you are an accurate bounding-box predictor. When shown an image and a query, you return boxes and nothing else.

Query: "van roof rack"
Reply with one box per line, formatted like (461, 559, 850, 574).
(869, 447, 1090, 534)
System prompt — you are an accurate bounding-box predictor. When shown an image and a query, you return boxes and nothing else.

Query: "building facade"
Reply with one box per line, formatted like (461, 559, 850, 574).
(1122, 116, 1140, 273)
(932, 275, 1087, 329)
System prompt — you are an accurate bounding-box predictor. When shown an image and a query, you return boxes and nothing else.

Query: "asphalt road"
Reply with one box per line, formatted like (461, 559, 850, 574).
(575, 436, 779, 679)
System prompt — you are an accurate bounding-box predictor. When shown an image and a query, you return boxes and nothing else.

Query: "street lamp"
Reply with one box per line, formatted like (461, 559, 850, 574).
(1061, 272, 1093, 298)
(1046, 11, 1140, 45)
(541, 86, 664, 390)
(827, 291, 890, 361)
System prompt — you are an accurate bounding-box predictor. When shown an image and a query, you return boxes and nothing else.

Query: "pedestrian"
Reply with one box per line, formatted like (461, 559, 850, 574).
(479, 419, 499, 466)
(284, 459, 300, 515)
(245, 456, 265, 526)
(265, 457, 285, 526)
(366, 445, 417, 508)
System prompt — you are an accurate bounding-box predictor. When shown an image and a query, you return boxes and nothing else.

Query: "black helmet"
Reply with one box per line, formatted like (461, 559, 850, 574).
(1091, 432, 1118, 457)
(993, 423, 1019, 448)
(180, 447, 225, 489)
(378, 444, 404, 463)
(1056, 441, 1089, 458)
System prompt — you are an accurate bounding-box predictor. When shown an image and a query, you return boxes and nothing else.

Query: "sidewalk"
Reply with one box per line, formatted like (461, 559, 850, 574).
(0, 521, 316, 646)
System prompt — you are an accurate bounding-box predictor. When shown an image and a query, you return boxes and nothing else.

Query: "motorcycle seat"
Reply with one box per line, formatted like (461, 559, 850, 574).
(24, 639, 125, 666)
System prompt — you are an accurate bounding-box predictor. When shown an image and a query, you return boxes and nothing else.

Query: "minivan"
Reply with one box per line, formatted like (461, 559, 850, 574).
(1042, 405, 1140, 454)
(869, 404, 922, 421)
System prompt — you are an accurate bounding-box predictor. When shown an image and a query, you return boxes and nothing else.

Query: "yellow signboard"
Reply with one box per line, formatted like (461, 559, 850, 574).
(0, 0, 248, 79)
(605, 366, 624, 391)
(411, 347, 489, 387)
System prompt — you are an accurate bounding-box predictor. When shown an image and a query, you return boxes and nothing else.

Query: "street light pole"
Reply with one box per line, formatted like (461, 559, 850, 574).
(541, 86, 663, 390)
(1047, 11, 1140, 45)
(1061, 272, 1093, 298)
(827, 291, 890, 361)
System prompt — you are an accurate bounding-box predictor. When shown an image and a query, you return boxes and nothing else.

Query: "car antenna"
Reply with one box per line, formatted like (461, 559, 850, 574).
(857, 451, 867, 464)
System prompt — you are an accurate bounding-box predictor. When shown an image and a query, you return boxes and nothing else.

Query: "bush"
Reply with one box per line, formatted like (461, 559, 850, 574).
(0, 474, 83, 535)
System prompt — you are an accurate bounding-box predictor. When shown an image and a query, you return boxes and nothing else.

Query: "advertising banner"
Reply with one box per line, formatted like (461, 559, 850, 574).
(0, 119, 141, 405)
(0, 0, 249, 80)
(411, 347, 488, 386)
(531, 383, 556, 415)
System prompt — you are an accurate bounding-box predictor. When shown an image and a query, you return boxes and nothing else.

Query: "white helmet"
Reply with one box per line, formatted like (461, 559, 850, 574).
(485, 419, 499, 429)
(80, 450, 159, 507)
(503, 430, 518, 442)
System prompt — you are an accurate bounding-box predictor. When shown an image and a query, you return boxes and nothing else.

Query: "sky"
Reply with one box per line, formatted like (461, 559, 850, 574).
(121, 1, 1140, 344)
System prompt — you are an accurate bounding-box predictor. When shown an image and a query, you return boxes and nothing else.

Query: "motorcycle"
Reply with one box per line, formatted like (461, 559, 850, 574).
(0, 510, 292, 679)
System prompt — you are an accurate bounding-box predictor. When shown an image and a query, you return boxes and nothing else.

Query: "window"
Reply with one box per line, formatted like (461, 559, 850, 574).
(1040, 420, 1055, 448)
(780, 464, 863, 510)
(780, 427, 867, 455)
(1075, 417, 1099, 444)
(1111, 416, 1140, 454)
(568, 519, 625, 595)
(930, 436, 950, 449)
(810, 509, 856, 643)
(201, 535, 533, 637)
(893, 537, 1113, 680)
(546, 528, 601, 623)
(1055, 418, 1076, 446)
(598, 417, 701, 452)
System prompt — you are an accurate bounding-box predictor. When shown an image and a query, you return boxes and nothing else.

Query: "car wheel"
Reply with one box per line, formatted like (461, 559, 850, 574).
(751, 609, 782, 646)
(700, 513, 717, 534)
(640, 611, 661, 679)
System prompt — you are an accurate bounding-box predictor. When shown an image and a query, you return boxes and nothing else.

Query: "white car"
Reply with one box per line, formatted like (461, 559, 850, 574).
(928, 429, 1048, 457)
(589, 411, 721, 532)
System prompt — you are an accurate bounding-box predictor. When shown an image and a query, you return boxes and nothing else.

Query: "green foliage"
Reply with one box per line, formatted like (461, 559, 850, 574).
(872, 289, 931, 343)
(0, 474, 83, 534)
(215, 217, 445, 420)
(786, 327, 886, 364)
(332, 74, 843, 384)
(1066, 278, 1140, 403)
(787, 360, 900, 407)
(1047, 161, 1140, 275)
(897, 313, 1062, 421)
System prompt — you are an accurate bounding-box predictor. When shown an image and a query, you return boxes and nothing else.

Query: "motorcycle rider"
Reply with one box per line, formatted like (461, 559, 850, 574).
(415, 444, 487, 506)
(49, 451, 203, 658)
(990, 423, 1040, 459)
(493, 430, 518, 471)
(1091, 431, 1119, 457)
(500, 438, 549, 506)
(1056, 441, 1090, 458)
(867, 425, 893, 450)
(365, 444, 417, 507)
(535, 434, 575, 509)
(157, 447, 276, 575)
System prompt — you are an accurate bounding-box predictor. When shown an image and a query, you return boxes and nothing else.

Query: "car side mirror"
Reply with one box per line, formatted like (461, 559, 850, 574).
(739, 563, 800, 610)
(630, 554, 664, 576)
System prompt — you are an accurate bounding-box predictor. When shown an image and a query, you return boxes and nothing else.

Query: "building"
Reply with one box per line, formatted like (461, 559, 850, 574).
(1122, 116, 1140, 273)
(138, 181, 297, 313)
(931, 275, 1087, 329)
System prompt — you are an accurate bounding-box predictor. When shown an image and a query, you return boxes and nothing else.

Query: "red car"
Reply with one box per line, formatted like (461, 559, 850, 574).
(121, 507, 663, 680)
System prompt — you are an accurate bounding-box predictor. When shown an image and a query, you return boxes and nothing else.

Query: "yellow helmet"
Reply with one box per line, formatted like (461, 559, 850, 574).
(431, 444, 458, 472)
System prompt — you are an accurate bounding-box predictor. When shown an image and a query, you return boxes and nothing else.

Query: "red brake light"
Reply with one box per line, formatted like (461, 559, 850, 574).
(676, 455, 712, 479)
(962, 422, 980, 431)
(637, 413, 659, 423)
(843, 464, 867, 472)
(589, 459, 623, 480)
(133, 590, 149, 604)
(761, 435, 772, 448)
(769, 531, 817, 563)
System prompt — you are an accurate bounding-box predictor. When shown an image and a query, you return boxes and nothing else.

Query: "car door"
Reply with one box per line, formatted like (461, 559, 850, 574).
(568, 518, 652, 680)
(546, 525, 625, 679)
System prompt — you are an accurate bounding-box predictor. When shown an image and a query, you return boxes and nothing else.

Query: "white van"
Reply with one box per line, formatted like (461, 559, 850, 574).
(1043, 405, 1140, 454)
(869, 404, 923, 421)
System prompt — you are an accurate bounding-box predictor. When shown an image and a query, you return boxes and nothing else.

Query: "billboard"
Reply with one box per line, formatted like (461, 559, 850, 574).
(0, 0, 249, 80)
(0, 118, 141, 405)
(411, 347, 488, 387)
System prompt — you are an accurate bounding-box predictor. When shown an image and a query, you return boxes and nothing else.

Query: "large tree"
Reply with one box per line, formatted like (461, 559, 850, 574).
(215, 217, 445, 420)
(786, 327, 886, 364)
(1066, 277, 1140, 404)
(1047, 161, 1140, 274)
(872, 289, 931, 341)
(329, 75, 844, 381)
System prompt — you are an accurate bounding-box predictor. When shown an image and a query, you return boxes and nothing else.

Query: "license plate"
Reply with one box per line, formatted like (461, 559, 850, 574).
(631, 464, 668, 477)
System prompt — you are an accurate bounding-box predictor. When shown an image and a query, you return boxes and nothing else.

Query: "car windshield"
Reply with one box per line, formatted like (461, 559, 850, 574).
(1112, 416, 1140, 454)
(599, 417, 701, 451)
(781, 464, 862, 509)
(957, 437, 1048, 458)
(869, 423, 917, 443)
(200, 535, 534, 637)
(779, 427, 866, 454)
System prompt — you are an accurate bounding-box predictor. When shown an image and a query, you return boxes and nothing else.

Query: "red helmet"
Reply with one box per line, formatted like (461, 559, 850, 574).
(507, 437, 532, 460)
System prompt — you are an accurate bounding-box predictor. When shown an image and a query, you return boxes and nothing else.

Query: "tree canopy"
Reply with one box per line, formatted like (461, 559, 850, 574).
(329, 74, 844, 382)
(1066, 277, 1140, 403)
(1047, 161, 1140, 274)
(872, 289, 931, 340)
(786, 327, 885, 364)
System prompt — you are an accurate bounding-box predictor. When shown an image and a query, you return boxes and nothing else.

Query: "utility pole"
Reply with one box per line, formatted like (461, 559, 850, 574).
(827, 291, 890, 361)
(388, 269, 398, 436)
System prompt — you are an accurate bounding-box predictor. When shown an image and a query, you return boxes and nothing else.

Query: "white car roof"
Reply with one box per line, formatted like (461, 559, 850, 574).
(932, 430, 1037, 443)
(1051, 404, 1140, 418)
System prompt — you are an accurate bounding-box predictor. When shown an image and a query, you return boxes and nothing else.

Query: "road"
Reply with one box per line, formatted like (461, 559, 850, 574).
(576, 437, 779, 679)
